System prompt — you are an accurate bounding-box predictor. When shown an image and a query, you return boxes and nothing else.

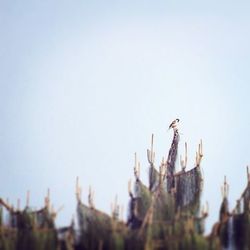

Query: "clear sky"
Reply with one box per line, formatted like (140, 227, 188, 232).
(1, 1, 250, 233)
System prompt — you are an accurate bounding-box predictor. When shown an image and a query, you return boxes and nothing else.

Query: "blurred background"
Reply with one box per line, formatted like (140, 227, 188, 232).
(1, 0, 250, 233)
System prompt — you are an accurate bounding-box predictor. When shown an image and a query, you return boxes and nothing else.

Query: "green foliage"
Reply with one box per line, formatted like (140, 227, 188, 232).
(1, 128, 250, 250)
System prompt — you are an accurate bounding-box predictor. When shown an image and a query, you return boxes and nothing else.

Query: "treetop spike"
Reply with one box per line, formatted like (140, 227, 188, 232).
(138, 162, 141, 178)
(181, 142, 188, 170)
(17, 198, 20, 211)
(76, 178, 78, 190)
(221, 176, 229, 198)
(162, 157, 165, 165)
(88, 186, 94, 208)
(147, 134, 155, 165)
(247, 166, 250, 183)
(120, 205, 124, 221)
(195, 140, 203, 166)
(134, 152, 137, 168)
(128, 179, 132, 196)
(26, 190, 30, 207)
(151, 134, 154, 151)
(111, 203, 114, 214)
(225, 176, 228, 185)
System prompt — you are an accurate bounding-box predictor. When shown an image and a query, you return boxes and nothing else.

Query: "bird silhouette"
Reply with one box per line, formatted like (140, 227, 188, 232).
(168, 118, 180, 130)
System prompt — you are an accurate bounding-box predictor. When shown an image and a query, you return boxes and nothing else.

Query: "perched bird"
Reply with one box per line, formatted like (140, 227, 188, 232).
(168, 118, 180, 130)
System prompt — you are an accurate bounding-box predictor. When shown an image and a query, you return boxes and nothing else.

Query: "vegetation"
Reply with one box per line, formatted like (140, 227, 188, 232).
(1, 124, 250, 249)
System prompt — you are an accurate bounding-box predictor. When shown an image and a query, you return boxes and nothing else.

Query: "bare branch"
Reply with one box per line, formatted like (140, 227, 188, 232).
(147, 134, 155, 165)
(26, 190, 30, 207)
(56, 205, 64, 215)
(180, 142, 188, 170)
(0, 198, 14, 212)
(75, 177, 82, 202)
(247, 166, 250, 183)
(88, 186, 94, 208)
(120, 205, 124, 221)
(195, 140, 203, 166)
(133, 153, 140, 180)
(221, 176, 229, 198)
(159, 157, 165, 184)
(128, 179, 132, 197)
(17, 198, 20, 211)
(111, 195, 120, 220)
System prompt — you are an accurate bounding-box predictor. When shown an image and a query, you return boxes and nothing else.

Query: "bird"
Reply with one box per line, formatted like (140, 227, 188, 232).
(168, 118, 180, 130)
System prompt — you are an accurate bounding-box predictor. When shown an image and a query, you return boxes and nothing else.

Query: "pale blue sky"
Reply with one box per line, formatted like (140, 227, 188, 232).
(1, 1, 250, 232)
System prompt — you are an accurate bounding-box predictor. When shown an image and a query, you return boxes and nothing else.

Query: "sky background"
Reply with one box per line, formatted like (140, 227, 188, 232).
(1, 0, 250, 233)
